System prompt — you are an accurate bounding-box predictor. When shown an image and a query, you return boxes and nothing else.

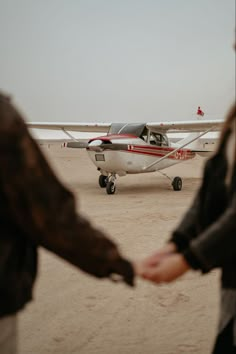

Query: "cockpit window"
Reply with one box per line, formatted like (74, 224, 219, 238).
(108, 124, 168, 146)
(149, 132, 168, 146)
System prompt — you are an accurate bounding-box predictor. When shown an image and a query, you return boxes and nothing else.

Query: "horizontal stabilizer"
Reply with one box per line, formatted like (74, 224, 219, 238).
(175, 132, 202, 148)
(176, 132, 217, 154)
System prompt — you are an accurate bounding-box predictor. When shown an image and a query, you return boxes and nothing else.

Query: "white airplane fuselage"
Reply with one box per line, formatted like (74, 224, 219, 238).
(87, 135, 195, 176)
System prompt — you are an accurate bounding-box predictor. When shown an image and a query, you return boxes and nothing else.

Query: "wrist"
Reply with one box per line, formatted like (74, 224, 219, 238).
(166, 242, 177, 253)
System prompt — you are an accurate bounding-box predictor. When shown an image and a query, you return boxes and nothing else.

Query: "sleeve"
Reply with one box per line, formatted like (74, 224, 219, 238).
(169, 191, 201, 251)
(169, 159, 211, 253)
(183, 193, 236, 272)
(0, 100, 134, 286)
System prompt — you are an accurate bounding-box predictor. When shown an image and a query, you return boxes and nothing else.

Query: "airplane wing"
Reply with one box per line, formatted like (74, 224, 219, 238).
(28, 119, 223, 134)
(146, 119, 223, 133)
(28, 122, 112, 145)
(28, 120, 223, 147)
(28, 122, 111, 133)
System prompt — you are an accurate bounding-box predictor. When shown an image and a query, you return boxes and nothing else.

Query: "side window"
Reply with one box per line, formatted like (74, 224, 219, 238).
(150, 133, 161, 146)
(162, 134, 168, 146)
(150, 133, 168, 146)
(140, 127, 148, 142)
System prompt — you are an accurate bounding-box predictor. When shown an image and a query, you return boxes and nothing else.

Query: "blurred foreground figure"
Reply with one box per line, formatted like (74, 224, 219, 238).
(0, 93, 134, 354)
(139, 101, 236, 353)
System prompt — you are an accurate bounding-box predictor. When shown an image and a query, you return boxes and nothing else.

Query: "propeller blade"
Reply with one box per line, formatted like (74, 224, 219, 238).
(88, 143, 129, 151)
(66, 141, 89, 148)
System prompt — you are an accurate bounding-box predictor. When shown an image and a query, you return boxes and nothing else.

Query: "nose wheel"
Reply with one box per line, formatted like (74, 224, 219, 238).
(98, 174, 116, 194)
(106, 181, 116, 194)
(106, 174, 116, 194)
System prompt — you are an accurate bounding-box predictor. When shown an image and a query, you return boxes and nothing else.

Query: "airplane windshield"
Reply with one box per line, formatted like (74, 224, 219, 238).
(108, 123, 146, 137)
(108, 124, 168, 145)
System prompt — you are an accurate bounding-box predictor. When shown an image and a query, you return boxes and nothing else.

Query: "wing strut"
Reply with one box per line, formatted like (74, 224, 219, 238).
(142, 127, 214, 171)
(62, 128, 80, 142)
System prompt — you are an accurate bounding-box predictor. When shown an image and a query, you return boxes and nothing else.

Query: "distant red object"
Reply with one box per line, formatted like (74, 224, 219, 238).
(197, 106, 204, 116)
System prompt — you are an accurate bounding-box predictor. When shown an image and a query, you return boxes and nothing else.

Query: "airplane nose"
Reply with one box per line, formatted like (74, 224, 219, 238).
(88, 139, 104, 152)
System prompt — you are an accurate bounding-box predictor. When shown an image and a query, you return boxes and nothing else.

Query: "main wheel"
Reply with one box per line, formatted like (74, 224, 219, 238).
(99, 175, 107, 188)
(172, 176, 182, 191)
(106, 181, 116, 195)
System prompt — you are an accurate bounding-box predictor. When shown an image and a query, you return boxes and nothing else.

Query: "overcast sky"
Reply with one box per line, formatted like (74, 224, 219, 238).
(0, 0, 235, 123)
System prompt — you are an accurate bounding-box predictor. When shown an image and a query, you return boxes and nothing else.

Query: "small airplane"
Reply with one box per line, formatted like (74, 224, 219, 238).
(28, 108, 223, 195)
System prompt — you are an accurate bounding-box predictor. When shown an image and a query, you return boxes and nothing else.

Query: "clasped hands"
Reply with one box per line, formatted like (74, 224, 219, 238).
(134, 242, 190, 284)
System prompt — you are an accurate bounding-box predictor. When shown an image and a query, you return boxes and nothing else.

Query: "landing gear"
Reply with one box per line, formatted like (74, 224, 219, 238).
(172, 176, 182, 191)
(98, 173, 117, 194)
(99, 173, 116, 195)
(99, 175, 108, 188)
(157, 171, 183, 191)
(106, 181, 116, 195)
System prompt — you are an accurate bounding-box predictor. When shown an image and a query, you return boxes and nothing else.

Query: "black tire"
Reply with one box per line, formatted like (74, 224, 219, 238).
(106, 181, 116, 195)
(172, 176, 182, 191)
(99, 175, 107, 188)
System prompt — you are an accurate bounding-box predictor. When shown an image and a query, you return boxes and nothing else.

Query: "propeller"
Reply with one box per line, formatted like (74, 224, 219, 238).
(66, 141, 89, 148)
(66, 139, 129, 152)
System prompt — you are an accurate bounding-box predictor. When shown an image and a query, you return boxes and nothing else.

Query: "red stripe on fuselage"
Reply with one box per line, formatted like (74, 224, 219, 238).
(129, 145, 195, 159)
(95, 144, 195, 161)
(127, 146, 195, 160)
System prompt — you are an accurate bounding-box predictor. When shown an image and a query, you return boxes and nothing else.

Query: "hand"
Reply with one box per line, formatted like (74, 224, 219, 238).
(141, 253, 190, 283)
(142, 242, 177, 267)
(133, 260, 146, 277)
(133, 242, 177, 277)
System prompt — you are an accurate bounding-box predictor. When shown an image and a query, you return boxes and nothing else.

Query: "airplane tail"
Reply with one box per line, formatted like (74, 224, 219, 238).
(176, 132, 216, 157)
(175, 132, 202, 150)
(174, 106, 216, 156)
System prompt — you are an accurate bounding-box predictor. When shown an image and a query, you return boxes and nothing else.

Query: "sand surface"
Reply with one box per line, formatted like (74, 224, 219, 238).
(19, 146, 220, 354)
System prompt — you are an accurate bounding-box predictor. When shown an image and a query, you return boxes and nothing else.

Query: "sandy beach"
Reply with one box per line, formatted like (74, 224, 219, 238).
(19, 146, 220, 354)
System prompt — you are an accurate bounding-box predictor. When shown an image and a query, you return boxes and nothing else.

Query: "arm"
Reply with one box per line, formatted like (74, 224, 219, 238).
(0, 97, 134, 285)
(169, 156, 218, 253)
(135, 177, 204, 276)
(169, 192, 201, 251)
(141, 192, 236, 283)
(183, 192, 236, 272)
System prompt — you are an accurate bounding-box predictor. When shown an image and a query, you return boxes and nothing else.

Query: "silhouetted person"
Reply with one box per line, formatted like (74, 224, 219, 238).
(0, 93, 135, 353)
(139, 102, 236, 353)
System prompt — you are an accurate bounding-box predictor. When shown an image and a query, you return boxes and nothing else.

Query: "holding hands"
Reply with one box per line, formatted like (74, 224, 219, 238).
(134, 242, 190, 284)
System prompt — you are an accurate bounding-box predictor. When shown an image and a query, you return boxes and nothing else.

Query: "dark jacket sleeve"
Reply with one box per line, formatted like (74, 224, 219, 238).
(183, 193, 236, 272)
(169, 192, 201, 251)
(170, 150, 236, 272)
(0, 97, 134, 286)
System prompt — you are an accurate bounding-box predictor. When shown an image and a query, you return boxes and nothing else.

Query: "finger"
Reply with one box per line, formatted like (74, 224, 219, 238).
(142, 254, 165, 267)
(141, 269, 163, 283)
(133, 262, 145, 276)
